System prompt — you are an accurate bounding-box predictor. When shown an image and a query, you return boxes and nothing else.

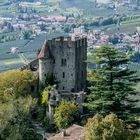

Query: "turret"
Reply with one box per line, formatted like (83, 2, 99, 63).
(38, 41, 54, 85)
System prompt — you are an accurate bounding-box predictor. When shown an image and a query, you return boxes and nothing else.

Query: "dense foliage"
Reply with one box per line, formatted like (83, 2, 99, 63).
(54, 100, 79, 129)
(34, 73, 59, 133)
(45, 73, 59, 87)
(0, 70, 42, 140)
(85, 45, 139, 121)
(35, 104, 50, 132)
(41, 87, 50, 106)
(0, 69, 37, 99)
(84, 113, 134, 140)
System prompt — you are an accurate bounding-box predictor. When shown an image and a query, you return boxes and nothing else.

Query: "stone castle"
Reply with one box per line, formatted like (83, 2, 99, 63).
(27, 35, 87, 126)
(37, 36, 87, 92)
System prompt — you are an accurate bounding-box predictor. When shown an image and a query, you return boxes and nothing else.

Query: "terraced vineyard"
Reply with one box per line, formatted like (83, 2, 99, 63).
(0, 36, 44, 72)
(0, 32, 67, 72)
(105, 22, 140, 35)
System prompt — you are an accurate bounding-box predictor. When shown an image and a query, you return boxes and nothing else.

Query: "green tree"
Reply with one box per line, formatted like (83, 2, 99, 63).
(45, 73, 59, 87)
(21, 30, 31, 40)
(0, 70, 37, 99)
(54, 100, 79, 129)
(84, 45, 139, 120)
(0, 70, 41, 140)
(84, 113, 134, 140)
(0, 96, 40, 140)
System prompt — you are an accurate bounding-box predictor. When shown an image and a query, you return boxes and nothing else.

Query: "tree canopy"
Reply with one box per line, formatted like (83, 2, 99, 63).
(0, 69, 37, 100)
(54, 100, 79, 129)
(0, 70, 41, 140)
(84, 113, 134, 140)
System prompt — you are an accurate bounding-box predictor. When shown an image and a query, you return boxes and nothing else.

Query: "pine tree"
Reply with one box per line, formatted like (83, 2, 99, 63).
(84, 45, 139, 121)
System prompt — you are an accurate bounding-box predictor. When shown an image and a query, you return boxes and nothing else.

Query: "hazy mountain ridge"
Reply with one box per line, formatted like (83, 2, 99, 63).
(8, 0, 112, 4)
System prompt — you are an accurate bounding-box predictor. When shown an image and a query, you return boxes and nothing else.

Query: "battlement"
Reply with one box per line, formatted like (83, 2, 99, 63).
(48, 35, 87, 43)
(71, 34, 87, 41)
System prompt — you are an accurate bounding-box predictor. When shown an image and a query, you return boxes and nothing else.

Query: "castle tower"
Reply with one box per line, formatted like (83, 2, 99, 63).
(38, 41, 54, 84)
(38, 36, 87, 92)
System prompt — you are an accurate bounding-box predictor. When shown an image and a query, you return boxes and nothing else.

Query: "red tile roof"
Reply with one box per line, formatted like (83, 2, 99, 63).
(49, 124, 84, 140)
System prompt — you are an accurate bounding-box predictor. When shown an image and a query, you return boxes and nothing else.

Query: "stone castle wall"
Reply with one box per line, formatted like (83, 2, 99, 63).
(39, 36, 87, 92)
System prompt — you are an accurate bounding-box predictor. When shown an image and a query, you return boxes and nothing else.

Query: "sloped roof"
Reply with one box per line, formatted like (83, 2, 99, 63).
(49, 124, 84, 140)
(38, 40, 53, 59)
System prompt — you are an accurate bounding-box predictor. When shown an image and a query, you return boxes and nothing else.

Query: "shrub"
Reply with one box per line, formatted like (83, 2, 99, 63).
(84, 113, 134, 140)
(135, 129, 140, 140)
(45, 73, 59, 87)
(36, 106, 46, 123)
(54, 100, 79, 129)
(135, 137, 140, 140)
(23, 128, 42, 140)
(42, 116, 50, 132)
(41, 86, 51, 106)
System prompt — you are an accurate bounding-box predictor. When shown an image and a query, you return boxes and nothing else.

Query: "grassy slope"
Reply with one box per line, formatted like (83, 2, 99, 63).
(105, 22, 139, 34)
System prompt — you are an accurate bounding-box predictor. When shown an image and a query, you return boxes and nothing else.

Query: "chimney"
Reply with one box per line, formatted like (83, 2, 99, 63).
(62, 129, 67, 137)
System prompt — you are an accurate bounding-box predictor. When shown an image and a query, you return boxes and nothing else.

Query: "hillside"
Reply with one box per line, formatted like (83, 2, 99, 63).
(0, 0, 140, 72)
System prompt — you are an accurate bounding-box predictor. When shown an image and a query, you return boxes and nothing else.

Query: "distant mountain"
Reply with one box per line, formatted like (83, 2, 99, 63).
(97, 0, 111, 3)
(8, 0, 112, 4)
(9, 0, 37, 2)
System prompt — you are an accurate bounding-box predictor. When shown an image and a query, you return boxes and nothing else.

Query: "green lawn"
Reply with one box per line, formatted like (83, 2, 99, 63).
(122, 18, 140, 24)
(0, 58, 23, 67)
(105, 22, 139, 34)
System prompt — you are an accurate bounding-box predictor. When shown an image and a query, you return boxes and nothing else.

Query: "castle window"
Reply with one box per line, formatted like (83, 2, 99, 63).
(79, 40, 81, 47)
(82, 39, 85, 45)
(82, 71, 84, 78)
(63, 72, 65, 78)
(64, 59, 67, 65)
(53, 59, 55, 64)
(63, 86, 65, 90)
(61, 59, 63, 66)
(61, 59, 67, 66)
(75, 41, 77, 47)
(71, 88, 74, 92)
